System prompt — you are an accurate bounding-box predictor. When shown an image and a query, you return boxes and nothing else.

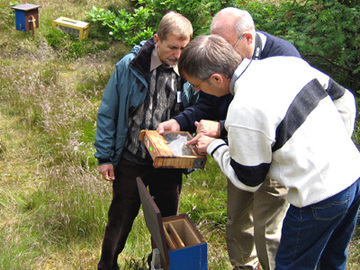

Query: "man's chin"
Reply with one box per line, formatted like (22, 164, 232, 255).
(166, 59, 178, 66)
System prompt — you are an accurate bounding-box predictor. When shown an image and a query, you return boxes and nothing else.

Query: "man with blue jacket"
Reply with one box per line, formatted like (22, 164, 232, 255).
(94, 11, 195, 270)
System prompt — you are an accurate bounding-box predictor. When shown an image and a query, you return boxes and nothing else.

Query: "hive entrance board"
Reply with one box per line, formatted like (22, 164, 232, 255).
(139, 130, 206, 169)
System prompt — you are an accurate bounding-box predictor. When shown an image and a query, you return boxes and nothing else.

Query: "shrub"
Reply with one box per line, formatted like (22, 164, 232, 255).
(88, 0, 359, 97)
(88, 6, 155, 46)
(245, 0, 360, 97)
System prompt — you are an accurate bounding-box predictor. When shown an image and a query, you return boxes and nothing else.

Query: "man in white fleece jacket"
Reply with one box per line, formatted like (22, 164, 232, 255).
(178, 34, 360, 270)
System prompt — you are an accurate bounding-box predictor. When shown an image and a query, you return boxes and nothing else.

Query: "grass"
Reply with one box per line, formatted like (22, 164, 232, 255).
(0, 1, 231, 269)
(0, 0, 359, 269)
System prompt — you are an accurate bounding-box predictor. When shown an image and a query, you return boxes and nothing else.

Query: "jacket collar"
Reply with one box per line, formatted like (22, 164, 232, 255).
(130, 37, 179, 78)
(230, 58, 252, 95)
(130, 37, 155, 79)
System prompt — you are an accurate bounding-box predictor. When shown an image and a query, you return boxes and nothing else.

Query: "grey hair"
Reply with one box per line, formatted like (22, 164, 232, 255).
(178, 35, 242, 80)
(211, 7, 255, 37)
(157, 11, 193, 41)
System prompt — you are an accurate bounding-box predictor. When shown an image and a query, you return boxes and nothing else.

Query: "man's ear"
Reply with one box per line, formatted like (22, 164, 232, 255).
(154, 33, 159, 44)
(243, 32, 254, 44)
(209, 73, 225, 85)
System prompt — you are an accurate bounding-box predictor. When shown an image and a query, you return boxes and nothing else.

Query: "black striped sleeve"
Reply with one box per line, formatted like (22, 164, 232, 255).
(272, 79, 328, 152)
(327, 79, 345, 101)
(230, 158, 270, 187)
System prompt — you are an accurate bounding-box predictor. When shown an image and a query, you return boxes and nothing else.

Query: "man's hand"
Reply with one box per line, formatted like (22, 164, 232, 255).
(98, 164, 115, 181)
(195, 120, 221, 138)
(187, 133, 215, 155)
(157, 119, 181, 134)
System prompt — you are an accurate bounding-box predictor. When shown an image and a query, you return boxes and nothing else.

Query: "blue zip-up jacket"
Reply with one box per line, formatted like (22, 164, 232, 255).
(94, 38, 198, 168)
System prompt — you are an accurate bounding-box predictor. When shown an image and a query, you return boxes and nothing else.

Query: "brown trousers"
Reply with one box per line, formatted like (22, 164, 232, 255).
(227, 176, 289, 270)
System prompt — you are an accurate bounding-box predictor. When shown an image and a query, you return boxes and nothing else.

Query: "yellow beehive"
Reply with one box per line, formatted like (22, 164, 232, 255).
(53, 17, 89, 40)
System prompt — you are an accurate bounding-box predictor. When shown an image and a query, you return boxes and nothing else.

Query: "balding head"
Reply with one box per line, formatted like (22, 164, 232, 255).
(211, 7, 255, 36)
(210, 7, 256, 59)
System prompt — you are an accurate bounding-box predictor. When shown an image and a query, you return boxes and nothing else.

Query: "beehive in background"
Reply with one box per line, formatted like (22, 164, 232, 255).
(53, 17, 89, 41)
(12, 3, 41, 32)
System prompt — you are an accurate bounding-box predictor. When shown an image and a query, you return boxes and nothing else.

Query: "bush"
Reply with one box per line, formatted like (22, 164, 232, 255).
(88, 0, 359, 98)
(245, 0, 360, 97)
(88, 6, 156, 46)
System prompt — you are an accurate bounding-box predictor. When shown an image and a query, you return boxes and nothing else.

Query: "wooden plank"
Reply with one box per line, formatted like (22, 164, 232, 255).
(168, 223, 186, 249)
(163, 224, 178, 251)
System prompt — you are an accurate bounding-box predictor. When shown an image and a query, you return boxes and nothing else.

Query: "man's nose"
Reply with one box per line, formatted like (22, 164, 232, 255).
(174, 49, 182, 59)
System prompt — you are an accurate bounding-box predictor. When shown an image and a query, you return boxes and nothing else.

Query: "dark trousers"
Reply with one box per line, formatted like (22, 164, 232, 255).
(98, 158, 183, 270)
(276, 178, 360, 269)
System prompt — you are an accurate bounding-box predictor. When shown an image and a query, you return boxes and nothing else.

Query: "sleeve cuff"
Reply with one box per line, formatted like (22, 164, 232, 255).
(207, 139, 227, 156)
(97, 158, 112, 165)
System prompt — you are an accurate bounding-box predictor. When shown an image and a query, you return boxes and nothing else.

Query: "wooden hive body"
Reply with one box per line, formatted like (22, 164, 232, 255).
(137, 177, 207, 270)
(139, 130, 206, 169)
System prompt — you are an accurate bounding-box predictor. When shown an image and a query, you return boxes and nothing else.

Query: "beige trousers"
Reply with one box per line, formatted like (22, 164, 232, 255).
(226, 176, 289, 270)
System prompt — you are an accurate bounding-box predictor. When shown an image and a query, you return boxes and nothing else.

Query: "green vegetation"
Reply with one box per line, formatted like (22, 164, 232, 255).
(89, 0, 360, 96)
(0, 0, 359, 269)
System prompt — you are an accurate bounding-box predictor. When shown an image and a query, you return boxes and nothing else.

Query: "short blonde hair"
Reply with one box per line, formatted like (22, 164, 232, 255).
(157, 11, 193, 41)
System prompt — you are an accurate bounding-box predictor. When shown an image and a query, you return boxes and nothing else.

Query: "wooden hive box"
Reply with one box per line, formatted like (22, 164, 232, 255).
(137, 177, 207, 270)
(139, 130, 206, 169)
(12, 4, 41, 32)
(53, 17, 89, 40)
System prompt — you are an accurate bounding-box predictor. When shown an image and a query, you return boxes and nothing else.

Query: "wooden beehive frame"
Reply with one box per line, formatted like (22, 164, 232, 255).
(139, 130, 206, 169)
(163, 215, 203, 251)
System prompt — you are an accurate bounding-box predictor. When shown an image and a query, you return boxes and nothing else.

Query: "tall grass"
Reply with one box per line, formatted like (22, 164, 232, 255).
(0, 0, 231, 269)
(1, 1, 125, 269)
(0, 1, 359, 270)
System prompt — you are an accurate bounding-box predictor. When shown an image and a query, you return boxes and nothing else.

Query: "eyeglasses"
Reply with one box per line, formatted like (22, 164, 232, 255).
(233, 33, 245, 49)
(190, 79, 206, 91)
